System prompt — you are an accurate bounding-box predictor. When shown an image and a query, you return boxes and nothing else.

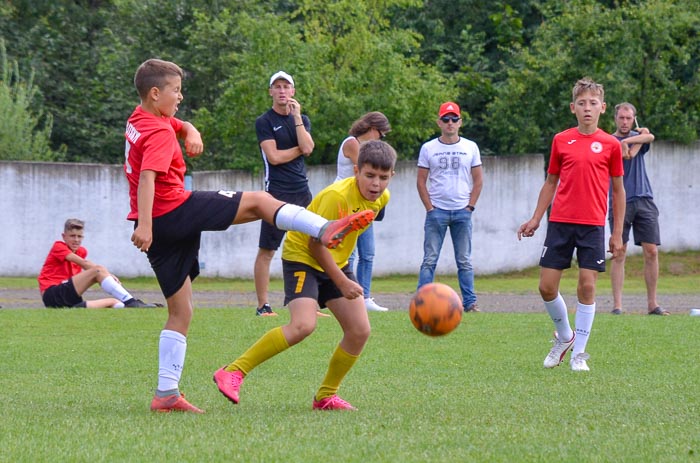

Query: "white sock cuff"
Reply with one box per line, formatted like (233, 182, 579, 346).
(576, 301, 596, 314)
(274, 204, 305, 231)
(100, 275, 133, 302)
(274, 203, 327, 237)
(543, 293, 563, 306)
(160, 329, 186, 344)
(100, 275, 115, 291)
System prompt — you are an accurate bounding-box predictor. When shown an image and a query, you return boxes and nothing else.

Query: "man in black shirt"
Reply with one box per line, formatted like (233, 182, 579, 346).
(253, 71, 315, 316)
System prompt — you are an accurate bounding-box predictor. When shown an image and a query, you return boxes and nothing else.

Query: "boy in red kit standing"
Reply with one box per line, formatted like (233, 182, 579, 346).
(518, 77, 625, 372)
(125, 59, 373, 413)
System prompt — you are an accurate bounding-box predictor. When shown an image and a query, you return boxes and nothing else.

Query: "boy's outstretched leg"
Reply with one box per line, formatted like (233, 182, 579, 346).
(234, 192, 375, 249)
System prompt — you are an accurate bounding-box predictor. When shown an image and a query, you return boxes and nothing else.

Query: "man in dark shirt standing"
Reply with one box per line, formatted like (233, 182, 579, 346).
(253, 71, 315, 316)
(609, 102, 666, 315)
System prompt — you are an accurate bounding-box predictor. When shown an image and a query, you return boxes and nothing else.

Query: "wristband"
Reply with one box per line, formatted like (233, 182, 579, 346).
(295, 123, 304, 127)
(466, 205, 475, 211)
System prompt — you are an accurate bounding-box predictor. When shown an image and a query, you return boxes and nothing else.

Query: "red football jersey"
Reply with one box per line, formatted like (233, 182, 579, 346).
(37, 241, 87, 293)
(124, 106, 191, 220)
(548, 127, 624, 226)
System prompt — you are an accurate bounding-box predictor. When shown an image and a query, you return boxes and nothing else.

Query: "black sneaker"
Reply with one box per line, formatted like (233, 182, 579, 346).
(255, 303, 278, 317)
(124, 298, 158, 308)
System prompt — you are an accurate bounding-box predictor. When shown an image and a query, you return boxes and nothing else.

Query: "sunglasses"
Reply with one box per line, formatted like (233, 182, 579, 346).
(376, 128, 386, 139)
(440, 116, 461, 123)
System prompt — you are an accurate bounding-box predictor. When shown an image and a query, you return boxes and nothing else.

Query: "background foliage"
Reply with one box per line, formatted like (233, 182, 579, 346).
(0, 0, 698, 167)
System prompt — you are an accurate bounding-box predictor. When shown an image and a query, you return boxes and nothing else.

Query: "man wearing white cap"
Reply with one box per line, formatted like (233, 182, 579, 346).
(253, 71, 315, 317)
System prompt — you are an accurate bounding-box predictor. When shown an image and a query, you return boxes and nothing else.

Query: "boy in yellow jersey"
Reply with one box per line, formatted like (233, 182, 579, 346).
(214, 140, 396, 410)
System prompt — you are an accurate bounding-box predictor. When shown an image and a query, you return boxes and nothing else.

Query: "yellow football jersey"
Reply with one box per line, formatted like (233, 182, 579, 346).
(282, 177, 390, 271)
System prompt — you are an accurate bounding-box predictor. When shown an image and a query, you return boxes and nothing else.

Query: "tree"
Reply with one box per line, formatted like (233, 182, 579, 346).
(485, 0, 700, 156)
(389, 1, 544, 153)
(187, 0, 453, 171)
(0, 40, 62, 161)
(1, 0, 698, 165)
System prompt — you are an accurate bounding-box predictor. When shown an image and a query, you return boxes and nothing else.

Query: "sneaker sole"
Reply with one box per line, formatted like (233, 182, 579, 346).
(151, 406, 204, 413)
(150, 395, 204, 413)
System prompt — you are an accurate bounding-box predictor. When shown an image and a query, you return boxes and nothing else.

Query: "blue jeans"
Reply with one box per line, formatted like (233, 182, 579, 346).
(417, 208, 476, 308)
(348, 223, 375, 298)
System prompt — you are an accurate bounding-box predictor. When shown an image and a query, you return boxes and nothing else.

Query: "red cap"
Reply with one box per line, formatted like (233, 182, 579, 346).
(438, 102, 460, 117)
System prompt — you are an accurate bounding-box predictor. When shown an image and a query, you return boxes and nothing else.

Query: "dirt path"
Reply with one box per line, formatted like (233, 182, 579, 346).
(2, 288, 697, 314)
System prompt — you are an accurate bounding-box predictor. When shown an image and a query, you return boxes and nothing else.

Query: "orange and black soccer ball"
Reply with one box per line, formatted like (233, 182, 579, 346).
(409, 283, 463, 337)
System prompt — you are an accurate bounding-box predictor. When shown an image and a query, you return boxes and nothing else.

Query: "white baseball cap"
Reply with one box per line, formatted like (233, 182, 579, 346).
(269, 71, 294, 87)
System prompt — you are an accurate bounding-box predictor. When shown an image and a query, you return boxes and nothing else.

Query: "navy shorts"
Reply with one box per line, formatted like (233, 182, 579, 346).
(282, 260, 357, 308)
(540, 222, 606, 272)
(609, 197, 660, 246)
(141, 190, 242, 298)
(259, 189, 312, 250)
(42, 279, 87, 308)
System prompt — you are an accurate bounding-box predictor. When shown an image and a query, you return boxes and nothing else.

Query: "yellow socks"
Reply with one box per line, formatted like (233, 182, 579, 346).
(224, 326, 289, 375)
(222, 330, 359, 401)
(315, 345, 359, 401)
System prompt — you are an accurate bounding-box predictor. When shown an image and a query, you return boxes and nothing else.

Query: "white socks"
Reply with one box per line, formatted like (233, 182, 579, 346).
(274, 204, 327, 238)
(157, 330, 186, 392)
(573, 301, 596, 355)
(544, 293, 574, 342)
(100, 275, 133, 302)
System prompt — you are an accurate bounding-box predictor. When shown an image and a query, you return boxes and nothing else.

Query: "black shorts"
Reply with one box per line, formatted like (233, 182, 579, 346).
(42, 279, 86, 308)
(609, 197, 660, 246)
(540, 222, 606, 272)
(282, 260, 357, 308)
(141, 190, 242, 298)
(259, 189, 312, 250)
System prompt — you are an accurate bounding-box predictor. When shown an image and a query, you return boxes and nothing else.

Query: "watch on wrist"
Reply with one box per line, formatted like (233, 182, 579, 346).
(467, 205, 475, 211)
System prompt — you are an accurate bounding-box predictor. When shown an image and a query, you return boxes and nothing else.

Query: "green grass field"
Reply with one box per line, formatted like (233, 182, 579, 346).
(1, 309, 698, 462)
(4, 249, 699, 296)
(1, 251, 699, 462)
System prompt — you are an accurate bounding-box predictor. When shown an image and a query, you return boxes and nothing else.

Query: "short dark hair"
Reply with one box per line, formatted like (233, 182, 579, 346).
(349, 112, 391, 137)
(134, 59, 184, 100)
(357, 140, 396, 172)
(64, 218, 85, 232)
(614, 102, 637, 117)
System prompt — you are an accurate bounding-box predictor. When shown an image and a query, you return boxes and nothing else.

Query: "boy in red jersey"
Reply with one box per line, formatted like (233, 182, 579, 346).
(125, 59, 373, 414)
(517, 77, 625, 372)
(38, 218, 156, 308)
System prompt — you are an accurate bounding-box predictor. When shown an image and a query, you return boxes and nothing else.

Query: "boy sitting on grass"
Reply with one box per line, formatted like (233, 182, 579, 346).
(38, 218, 157, 309)
(214, 140, 396, 411)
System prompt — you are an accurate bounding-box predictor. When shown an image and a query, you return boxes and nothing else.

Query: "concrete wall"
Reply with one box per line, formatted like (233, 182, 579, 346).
(1, 141, 698, 278)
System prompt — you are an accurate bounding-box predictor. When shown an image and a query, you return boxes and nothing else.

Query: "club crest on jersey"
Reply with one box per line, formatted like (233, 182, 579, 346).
(590, 141, 603, 153)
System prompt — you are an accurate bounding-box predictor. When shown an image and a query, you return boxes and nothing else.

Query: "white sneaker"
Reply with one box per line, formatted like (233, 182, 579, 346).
(543, 331, 575, 368)
(364, 298, 389, 312)
(570, 352, 590, 371)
